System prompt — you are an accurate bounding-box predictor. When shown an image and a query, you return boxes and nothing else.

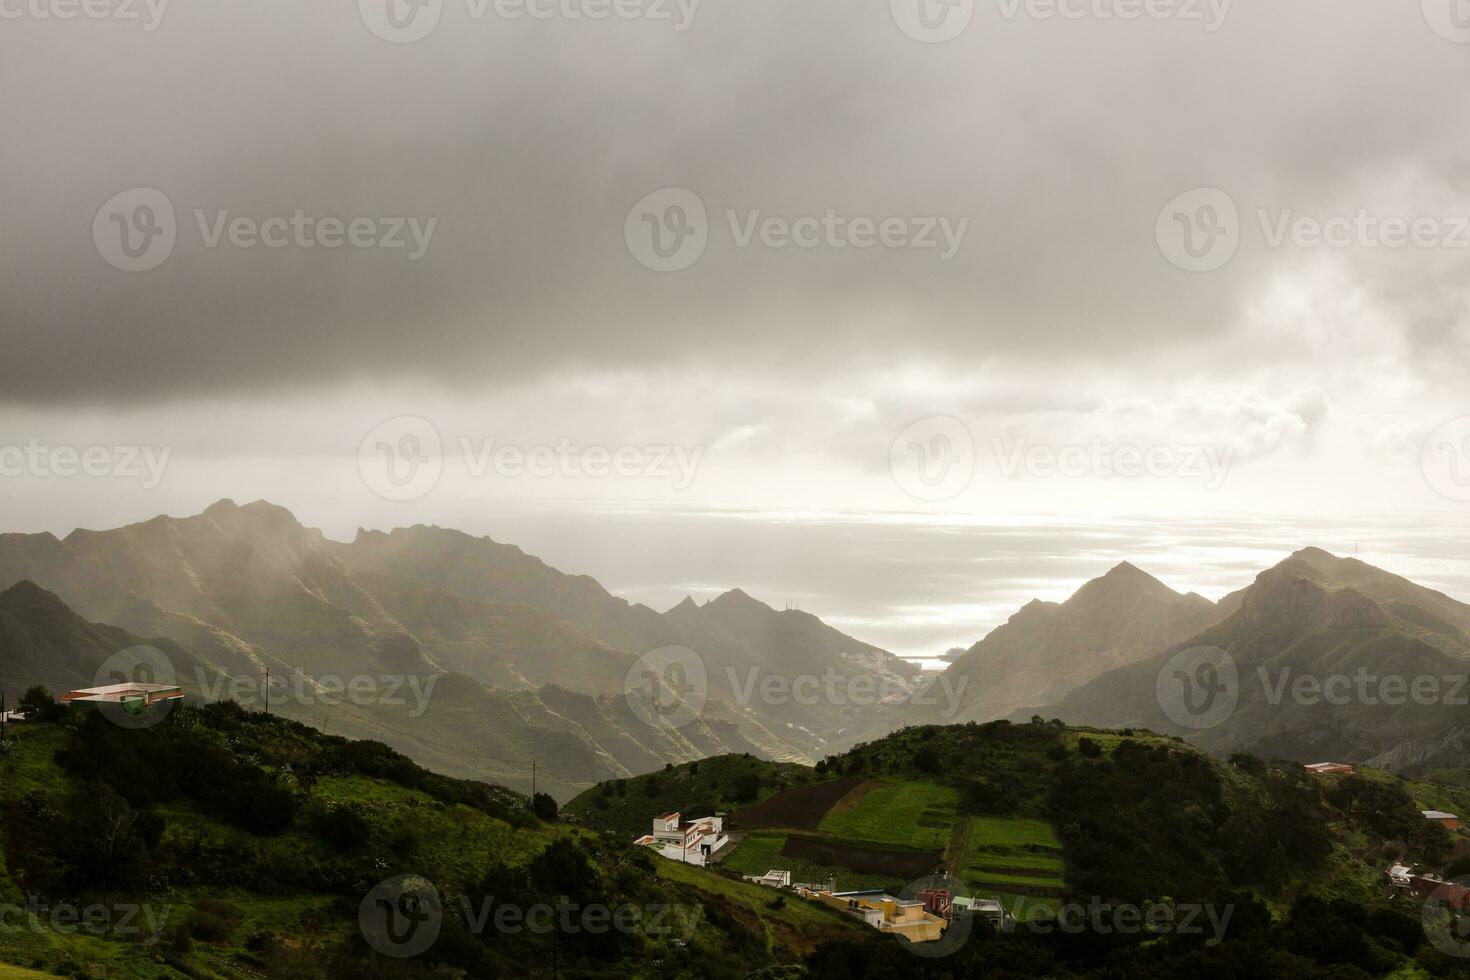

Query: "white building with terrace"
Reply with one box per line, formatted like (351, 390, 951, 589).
(634, 812, 729, 867)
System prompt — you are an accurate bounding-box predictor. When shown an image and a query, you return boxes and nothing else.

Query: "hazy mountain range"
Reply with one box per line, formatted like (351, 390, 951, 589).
(4, 500, 1469, 796)
(0, 500, 916, 798)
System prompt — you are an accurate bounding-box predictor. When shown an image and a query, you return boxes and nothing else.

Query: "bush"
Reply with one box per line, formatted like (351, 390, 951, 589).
(533, 792, 558, 821)
(17, 685, 68, 723)
(315, 804, 371, 850)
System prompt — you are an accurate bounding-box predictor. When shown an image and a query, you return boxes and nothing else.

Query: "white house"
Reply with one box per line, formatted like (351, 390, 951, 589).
(743, 869, 792, 888)
(634, 812, 729, 867)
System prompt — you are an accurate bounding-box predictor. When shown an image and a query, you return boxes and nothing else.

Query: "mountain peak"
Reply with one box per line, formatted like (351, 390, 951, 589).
(668, 595, 700, 615)
(1071, 561, 1175, 604)
(0, 579, 78, 618)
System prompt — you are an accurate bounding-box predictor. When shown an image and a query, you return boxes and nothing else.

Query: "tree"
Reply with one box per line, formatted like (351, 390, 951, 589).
(731, 771, 761, 802)
(1077, 737, 1102, 759)
(18, 685, 67, 723)
(532, 792, 558, 821)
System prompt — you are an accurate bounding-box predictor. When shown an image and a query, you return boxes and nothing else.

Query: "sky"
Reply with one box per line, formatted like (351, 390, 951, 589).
(2, 0, 1468, 657)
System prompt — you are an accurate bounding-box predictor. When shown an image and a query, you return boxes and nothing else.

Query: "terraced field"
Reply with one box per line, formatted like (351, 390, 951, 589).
(817, 780, 959, 850)
(952, 815, 1066, 917)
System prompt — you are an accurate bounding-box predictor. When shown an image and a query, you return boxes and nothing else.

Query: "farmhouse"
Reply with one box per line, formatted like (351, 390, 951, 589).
(796, 886, 948, 943)
(1303, 762, 1355, 776)
(953, 896, 1014, 930)
(1409, 874, 1470, 910)
(633, 812, 729, 867)
(61, 682, 184, 711)
(742, 870, 792, 889)
(1423, 810, 1459, 831)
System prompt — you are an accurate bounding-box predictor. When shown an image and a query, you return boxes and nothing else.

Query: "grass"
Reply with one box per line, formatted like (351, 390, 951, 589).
(963, 816, 1062, 851)
(968, 870, 1064, 889)
(817, 780, 959, 850)
(950, 814, 1066, 917)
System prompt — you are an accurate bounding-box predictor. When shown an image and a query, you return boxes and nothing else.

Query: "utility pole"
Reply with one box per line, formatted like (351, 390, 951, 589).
(1, 689, 7, 745)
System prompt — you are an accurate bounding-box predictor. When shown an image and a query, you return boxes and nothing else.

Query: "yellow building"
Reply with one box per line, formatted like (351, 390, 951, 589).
(803, 888, 948, 943)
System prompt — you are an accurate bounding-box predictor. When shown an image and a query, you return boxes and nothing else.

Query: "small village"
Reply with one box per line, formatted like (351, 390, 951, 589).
(627, 767, 1470, 947)
(634, 811, 1013, 944)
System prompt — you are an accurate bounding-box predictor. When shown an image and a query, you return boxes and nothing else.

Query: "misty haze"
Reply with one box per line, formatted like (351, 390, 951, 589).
(3, 1, 1470, 978)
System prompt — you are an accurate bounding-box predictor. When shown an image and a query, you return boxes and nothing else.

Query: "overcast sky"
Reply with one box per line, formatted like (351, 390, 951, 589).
(2, 0, 1468, 632)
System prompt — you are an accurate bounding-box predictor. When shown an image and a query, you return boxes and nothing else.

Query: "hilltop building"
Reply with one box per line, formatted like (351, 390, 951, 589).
(634, 812, 729, 867)
(1303, 762, 1355, 776)
(61, 682, 184, 711)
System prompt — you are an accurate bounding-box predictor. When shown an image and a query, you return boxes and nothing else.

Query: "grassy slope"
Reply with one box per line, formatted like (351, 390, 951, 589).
(0, 717, 863, 980)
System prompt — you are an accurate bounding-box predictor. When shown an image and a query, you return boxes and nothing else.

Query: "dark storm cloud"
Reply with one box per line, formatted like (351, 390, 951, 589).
(2, 0, 1467, 405)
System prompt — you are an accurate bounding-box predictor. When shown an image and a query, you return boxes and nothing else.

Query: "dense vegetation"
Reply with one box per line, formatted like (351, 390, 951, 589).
(0, 698, 863, 978)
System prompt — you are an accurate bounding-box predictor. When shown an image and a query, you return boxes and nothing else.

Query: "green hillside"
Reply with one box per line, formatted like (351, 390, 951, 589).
(0, 700, 864, 979)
